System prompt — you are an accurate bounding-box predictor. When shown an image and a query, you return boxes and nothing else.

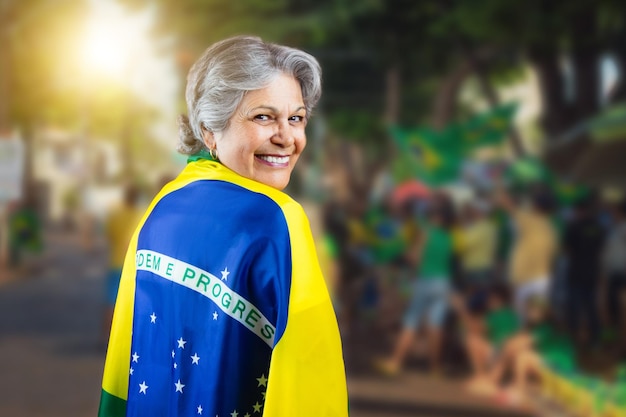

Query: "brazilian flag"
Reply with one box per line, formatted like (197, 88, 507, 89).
(99, 159, 348, 417)
(453, 103, 518, 152)
(390, 126, 463, 186)
(550, 179, 590, 206)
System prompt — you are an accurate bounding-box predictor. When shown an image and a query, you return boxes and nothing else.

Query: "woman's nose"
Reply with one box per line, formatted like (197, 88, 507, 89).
(271, 119, 294, 147)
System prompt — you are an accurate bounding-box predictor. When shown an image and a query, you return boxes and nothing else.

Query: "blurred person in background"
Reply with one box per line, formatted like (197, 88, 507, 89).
(376, 194, 455, 376)
(562, 193, 606, 349)
(359, 198, 416, 321)
(492, 203, 514, 285)
(322, 199, 350, 306)
(451, 284, 519, 394)
(99, 36, 347, 417)
(487, 297, 576, 409)
(495, 188, 558, 323)
(302, 200, 339, 302)
(603, 199, 626, 356)
(456, 199, 498, 294)
(327, 199, 371, 336)
(8, 194, 42, 272)
(101, 184, 143, 343)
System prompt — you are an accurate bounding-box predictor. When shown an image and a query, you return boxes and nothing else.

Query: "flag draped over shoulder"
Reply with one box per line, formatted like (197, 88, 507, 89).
(99, 159, 347, 417)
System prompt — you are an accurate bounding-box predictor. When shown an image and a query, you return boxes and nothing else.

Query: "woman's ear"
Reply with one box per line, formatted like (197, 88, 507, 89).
(201, 128, 215, 149)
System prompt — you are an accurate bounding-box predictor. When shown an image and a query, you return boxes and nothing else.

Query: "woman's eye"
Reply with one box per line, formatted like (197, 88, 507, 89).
(254, 114, 271, 122)
(289, 115, 304, 123)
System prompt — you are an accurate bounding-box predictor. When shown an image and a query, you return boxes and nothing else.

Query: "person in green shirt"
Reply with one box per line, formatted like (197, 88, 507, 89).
(452, 284, 519, 394)
(8, 198, 42, 268)
(376, 196, 455, 375)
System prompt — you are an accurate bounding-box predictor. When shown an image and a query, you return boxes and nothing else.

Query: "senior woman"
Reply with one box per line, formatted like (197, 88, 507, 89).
(99, 36, 347, 417)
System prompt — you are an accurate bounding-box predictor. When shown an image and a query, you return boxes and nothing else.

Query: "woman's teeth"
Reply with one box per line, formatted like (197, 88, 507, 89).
(258, 155, 289, 164)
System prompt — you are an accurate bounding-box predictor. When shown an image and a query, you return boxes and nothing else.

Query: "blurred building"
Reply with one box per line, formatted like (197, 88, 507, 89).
(32, 128, 125, 223)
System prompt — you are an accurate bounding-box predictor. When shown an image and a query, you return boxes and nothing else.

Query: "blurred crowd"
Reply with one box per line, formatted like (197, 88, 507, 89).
(319, 176, 626, 411)
(5, 157, 626, 414)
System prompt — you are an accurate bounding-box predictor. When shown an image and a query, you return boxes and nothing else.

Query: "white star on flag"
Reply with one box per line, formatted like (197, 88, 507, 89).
(172, 350, 176, 358)
(252, 402, 262, 413)
(230, 410, 238, 417)
(132, 352, 140, 363)
(129, 367, 134, 375)
(191, 353, 200, 365)
(197, 405, 203, 415)
(139, 381, 148, 394)
(213, 311, 218, 320)
(244, 413, 251, 417)
(177, 337, 187, 349)
(150, 312, 157, 323)
(174, 363, 178, 369)
(221, 267, 230, 281)
(256, 374, 267, 387)
(175, 379, 185, 393)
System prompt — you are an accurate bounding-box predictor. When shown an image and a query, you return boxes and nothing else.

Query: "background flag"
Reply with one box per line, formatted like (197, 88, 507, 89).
(390, 126, 462, 186)
(453, 103, 518, 152)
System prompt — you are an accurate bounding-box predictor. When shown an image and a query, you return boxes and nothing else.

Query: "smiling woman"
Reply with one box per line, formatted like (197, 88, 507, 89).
(99, 36, 348, 417)
(204, 73, 308, 190)
(177, 36, 322, 190)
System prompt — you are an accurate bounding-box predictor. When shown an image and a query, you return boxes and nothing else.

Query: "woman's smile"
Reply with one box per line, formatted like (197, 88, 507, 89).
(255, 154, 291, 167)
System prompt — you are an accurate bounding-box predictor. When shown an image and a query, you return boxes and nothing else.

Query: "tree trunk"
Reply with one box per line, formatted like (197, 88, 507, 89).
(431, 60, 473, 129)
(528, 47, 572, 139)
(384, 66, 400, 126)
(0, 2, 11, 134)
(571, 47, 600, 121)
(570, 8, 600, 122)
(467, 48, 526, 157)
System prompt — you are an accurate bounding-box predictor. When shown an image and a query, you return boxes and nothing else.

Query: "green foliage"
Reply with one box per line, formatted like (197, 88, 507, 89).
(115, 0, 626, 158)
(327, 110, 385, 144)
(3, 0, 169, 178)
(8, 0, 88, 127)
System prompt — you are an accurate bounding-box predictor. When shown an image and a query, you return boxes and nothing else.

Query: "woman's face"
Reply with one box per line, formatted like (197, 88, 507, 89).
(204, 73, 307, 190)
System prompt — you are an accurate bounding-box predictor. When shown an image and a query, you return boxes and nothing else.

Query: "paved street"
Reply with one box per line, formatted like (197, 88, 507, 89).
(0, 227, 536, 417)
(0, 230, 107, 416)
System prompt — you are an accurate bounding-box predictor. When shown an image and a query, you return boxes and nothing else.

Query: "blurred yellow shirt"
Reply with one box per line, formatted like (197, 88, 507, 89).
(509, 209, 557, 284)
(105, 204, 143, 268)
(458, 218, 497, 272)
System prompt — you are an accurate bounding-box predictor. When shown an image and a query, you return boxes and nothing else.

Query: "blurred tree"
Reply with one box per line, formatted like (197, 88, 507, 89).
(436, 0, 626, 138)
(120, 0, 626, 197)
(0, 0, 89, 205)
(124, 0, 330, 62)
(2, 0, 86, 131)
(1, 0, 166, 187)
(123, 0, 626, 140)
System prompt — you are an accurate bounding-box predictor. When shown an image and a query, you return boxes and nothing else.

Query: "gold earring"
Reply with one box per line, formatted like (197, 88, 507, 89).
(209, 147, 218, 161)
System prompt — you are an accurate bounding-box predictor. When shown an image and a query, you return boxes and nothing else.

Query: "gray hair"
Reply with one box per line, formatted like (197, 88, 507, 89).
(178, 36, 322, 155)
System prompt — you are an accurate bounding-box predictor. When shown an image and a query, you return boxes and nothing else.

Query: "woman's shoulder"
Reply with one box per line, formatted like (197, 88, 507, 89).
(177, 160, 301, 206)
